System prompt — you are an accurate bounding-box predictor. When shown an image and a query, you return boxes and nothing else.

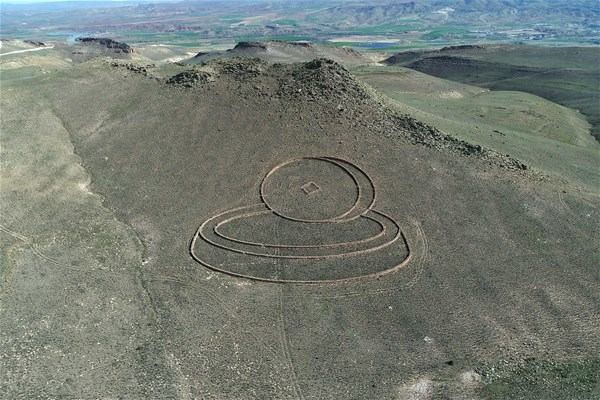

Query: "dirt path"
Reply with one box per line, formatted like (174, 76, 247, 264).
(0, 45, 54, 57)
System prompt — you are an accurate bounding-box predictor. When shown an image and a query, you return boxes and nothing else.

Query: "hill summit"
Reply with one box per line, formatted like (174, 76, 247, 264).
(160, 57, 526, 170)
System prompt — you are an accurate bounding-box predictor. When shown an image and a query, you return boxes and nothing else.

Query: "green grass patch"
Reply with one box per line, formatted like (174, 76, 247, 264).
(479, 359, 600, 400)
(361, 43, 440, 52)
(327, 42, 361, 47)
(220, 17, 244, 24)
(398, 47, 600, 140)
(271, 19, 298, 26)
(350, 24, 421, 35)
(422, 27, 472, 40)
(355, 65, 599, 186)
(234, 34, 313, 43)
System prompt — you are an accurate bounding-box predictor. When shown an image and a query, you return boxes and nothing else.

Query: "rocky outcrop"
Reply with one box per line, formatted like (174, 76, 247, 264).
(166, 70, 214, 87)
(164, 57, 527, 171)
(439, 44, 485, 52)
(24, 40, 46, 47)
(232, 42, 267, 51)
(110, 62, 154, 76)
(77, 37, 133, 53)
(277, 58, 371, 104)
(276, 40, 312, 48)
(213, 57, 266, 78)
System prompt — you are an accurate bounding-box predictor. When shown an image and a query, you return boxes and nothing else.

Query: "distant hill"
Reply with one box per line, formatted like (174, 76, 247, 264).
(187, 41, 374, 66)
(2, 0, 597, 48)
(384, 44, 600, 141)
(77, 37, 134, 54)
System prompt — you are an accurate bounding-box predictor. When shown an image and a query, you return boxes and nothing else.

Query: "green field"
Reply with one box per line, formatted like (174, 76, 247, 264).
(422, 27, 473, 40)
(384, 46, 600, 141)
(480, 359, 600, 399)
(354, 64, 599, 188)
(271, 18, 299, 26)
(350, 24, 422, 35)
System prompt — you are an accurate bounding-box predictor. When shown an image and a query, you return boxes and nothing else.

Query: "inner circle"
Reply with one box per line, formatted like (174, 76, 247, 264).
(214, 209, 386, 248)
(261, 158, 359, 222)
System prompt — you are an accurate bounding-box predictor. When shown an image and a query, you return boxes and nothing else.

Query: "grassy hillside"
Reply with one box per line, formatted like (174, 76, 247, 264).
(385, 45, 600, 141)
(354, 65, 599, 188)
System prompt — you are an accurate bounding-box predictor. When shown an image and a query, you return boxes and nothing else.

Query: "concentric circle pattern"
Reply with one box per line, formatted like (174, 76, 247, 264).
(190, 157, 411, 283)
(261, 158, 359, 222)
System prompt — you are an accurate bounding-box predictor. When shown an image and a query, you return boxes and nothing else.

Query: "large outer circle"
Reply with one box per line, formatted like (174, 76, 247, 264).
(260, 158, 360, 222)
(190, 204, 413, 284)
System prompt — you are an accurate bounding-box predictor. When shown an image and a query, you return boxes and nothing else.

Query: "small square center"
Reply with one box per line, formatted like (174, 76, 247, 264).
(301, 181, 320, 195)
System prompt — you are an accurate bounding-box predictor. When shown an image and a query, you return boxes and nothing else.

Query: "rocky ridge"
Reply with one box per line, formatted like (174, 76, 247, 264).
(384, 44, 486, 65)
(166, 70, 214, 87)
(110, 61, 154, 75)
(189, 40, 370, 66)
(161, 57, 527, 171)
(232, 41, 268, 51)
(77, 37, 134, 53)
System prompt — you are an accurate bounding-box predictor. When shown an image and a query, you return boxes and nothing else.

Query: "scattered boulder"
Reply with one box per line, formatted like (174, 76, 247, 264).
(278, 58, 370, 103)
(384, 111, 527, 170)
(212, 57, 265, 79)
(110, 62, 154, 76)
(166, 70, 214, 87)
